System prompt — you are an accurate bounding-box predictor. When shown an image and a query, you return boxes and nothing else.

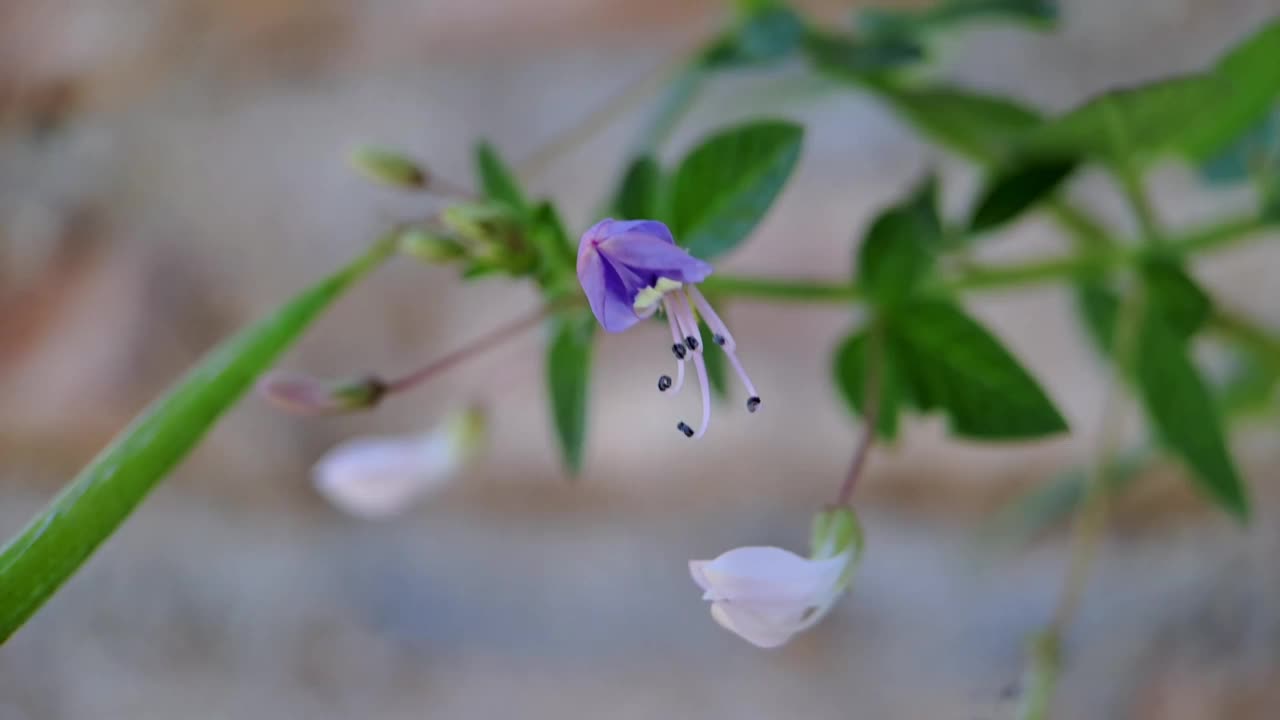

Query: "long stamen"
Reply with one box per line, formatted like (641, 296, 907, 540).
(670, 291, 711, 439)
(662, 297, 686, 394)
(688, 286, 761, 413)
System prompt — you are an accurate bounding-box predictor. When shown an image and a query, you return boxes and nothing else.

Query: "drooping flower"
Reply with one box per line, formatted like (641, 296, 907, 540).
(312, 406, 486, 519)
(576, 218, 760, 439)
(689, 507, 862, 648)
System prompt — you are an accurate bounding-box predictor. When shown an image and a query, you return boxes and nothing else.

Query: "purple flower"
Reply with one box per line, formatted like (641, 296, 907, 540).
(577, 218, 761, 439)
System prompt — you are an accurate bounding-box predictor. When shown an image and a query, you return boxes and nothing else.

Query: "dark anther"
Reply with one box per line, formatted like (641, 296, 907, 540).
(658, 375, 673, 392)
(747, 396, 761, 413)
(685, 335, 700, 351)
(712, 333, 726, 346)
(677, 421, 695, 438)
(672, 343, 687, 360)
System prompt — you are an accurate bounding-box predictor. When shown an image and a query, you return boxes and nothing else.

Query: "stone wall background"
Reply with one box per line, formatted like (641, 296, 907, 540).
(2, 1, 1280, 718)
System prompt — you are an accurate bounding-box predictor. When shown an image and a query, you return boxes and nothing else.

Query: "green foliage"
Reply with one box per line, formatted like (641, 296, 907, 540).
(833, 330, 902, 439)
(527, 202, 577, 298)
(968, 158, 1077, 234)
(547, 310, 596, 477)
(859, 83, 1042, 162)
(856, 175, 942, 305)
(888, 300, 1070, 439)
(1176, 19, 1280, 163)
(703, 3, 808, 69)
(1078, 272, 1248, 518)
(1198, 109, 1279, 184)
(1017, 74, 1228, 164)
(669, 120, 804, 259)
(1138, 258, 1211, 338)
(475, 141, 529, 212)
(0, 240, 394, 642)
(698, 316, 731, 401)
(859, 0, 1057, 44)
(1134, 299, 1248, 518)
(609, 155, 664, 221)
(801, 30, 924, 81)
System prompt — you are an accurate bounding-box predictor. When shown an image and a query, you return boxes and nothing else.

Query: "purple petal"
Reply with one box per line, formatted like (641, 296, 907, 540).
(599, 234, 713, 283)
(579, 249, 641, 333)
(605, 220, 675, 245)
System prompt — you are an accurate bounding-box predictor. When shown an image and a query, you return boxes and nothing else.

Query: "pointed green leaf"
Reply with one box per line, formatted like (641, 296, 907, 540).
(859, 0, 1057, 43)
(547, 310, 595, 476)
(0, 241, 394, 642)
(860, 83, 1042, 162)
(889, 300, 1069, 439)
(968, 158, 1077, 234)
(1197, 109, 1279, 185)
(703, 4, 808, 69)
(528, 202, 576, 298)
(857, 175, 941, 304)
(1177, 19, 1280, 162)
(833, 331, 901, 439)
(1140, 257, 1211, 339)
(802, 30, 925, 82)
(1018, 74, 1230, 163)
(609, 156, 664, 221)
(1134, 305, 1248, 518)
(474, 141, 528, 212)
(669, 120, 804, 259)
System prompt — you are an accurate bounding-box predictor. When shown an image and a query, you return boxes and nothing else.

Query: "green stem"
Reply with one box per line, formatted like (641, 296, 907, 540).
(1210, 307, 1280, 369)
(701, 212, 1267, 305)
(699, 274, 859, 302)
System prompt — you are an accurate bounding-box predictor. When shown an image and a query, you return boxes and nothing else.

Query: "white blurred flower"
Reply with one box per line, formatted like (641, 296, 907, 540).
(689, 507, 862, 648)
(312, 406, 486, 519)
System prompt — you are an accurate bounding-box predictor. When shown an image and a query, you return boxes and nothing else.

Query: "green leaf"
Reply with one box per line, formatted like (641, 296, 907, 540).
(703, 4, 808, 69)
(700, 319, 730, 401)
(474, 141, 528, 212)
(857, 175, 941, 305)
(861, 83, 1042, 162)
(0, 241, 394, 642)
(1074, 281, 1119, 358)
(1140, 257, 1212, 339)
(889, 300, 1069, 439)
(1177, 19, 1280, 162)
(968, 158, 1077, 234)
(669, 120, 804, 259)
(610, 155, 664, 221)
(547, 310, 595, 476)
(1134, 304, 1248, 518)
(1018, 74, 1230, 163)
(833, 330, 901, 439)
(1216, 347, 1280, 419)
(528, 202, 576, 297)
(1197, 109, 1279, 185)
(802, 30, 925, 82)
(859, 0, 1057, 45)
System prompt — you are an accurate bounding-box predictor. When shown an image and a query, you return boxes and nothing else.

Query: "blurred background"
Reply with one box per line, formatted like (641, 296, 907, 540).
(2, 0, 1280, 718)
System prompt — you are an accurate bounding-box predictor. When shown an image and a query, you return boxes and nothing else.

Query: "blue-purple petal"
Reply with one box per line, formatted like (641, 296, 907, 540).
(580, 249, 642, 333)
(599, 234, 713, 284)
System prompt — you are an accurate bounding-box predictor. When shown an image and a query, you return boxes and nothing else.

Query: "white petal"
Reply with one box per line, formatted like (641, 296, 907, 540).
(697, 546, 847, 606)
(313, 431, 459, 519)
(710, 602, 800, 649)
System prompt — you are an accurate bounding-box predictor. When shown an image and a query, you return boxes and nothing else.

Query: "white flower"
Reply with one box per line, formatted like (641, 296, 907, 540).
(312, 407, 485, 519)
(689, 507, 863, 648)
(689, 546, 851, 648)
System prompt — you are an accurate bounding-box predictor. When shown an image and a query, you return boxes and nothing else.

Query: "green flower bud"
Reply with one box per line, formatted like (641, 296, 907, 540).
(398, 227, 465, 264)
(349, 145, 429, 189)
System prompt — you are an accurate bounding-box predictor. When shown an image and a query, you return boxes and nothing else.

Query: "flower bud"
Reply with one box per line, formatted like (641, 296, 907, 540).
(258, 372, 386, 416)
(348, 145, 429, 190)
(398, 226, 465, 264)
(312, 405, 488, 519)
